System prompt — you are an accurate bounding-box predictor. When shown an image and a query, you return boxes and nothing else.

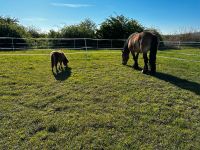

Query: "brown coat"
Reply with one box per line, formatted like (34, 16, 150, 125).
(50, 51, 69, 71)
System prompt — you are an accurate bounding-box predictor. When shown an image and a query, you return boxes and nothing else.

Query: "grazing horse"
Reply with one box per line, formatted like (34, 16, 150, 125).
(50, 51, 69, 72)
(122, 31, 159, 74)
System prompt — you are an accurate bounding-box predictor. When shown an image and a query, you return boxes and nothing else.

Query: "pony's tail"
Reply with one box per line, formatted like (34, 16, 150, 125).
(51, 53, 55, 70)
(149, 36, 159, 73)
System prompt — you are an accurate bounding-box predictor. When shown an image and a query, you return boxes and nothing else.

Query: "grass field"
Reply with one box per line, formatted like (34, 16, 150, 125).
(0, 49, 200, 149)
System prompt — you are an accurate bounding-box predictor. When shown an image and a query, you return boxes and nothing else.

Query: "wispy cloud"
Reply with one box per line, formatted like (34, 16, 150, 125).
(22, 17, 47, 22)
(50, 2, 93, 8)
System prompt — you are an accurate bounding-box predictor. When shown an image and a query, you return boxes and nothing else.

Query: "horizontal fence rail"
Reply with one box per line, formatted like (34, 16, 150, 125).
(0, 37, 200, 50)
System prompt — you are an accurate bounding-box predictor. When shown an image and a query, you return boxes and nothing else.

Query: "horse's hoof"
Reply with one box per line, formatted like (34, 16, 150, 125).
(150, 71, 156, 75)
(133, 66, 139, 70)
(142, 70, 148, 74)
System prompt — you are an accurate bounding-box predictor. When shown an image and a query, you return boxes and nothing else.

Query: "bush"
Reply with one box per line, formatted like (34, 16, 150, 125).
(60, 19, 96, 38)
(96, 15, 144, 39)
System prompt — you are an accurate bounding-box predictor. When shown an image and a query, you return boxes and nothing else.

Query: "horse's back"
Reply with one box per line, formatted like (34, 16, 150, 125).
(51, 51, 65, 61)
(128, 31, 158, 53)
(128, 32, 142, 52)
(140, 32, 154, 52)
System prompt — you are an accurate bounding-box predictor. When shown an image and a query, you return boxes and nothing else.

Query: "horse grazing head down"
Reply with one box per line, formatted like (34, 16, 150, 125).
(62, 55, 69, 67)
(122, 31, 159, 74)
(51, 51, 69, 73)
(122, 40, 130, 65)
(122, 50, 129, 65)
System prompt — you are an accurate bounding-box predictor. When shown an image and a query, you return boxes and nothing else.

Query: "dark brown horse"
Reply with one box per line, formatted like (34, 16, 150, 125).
(50, 51, 69, 72)
(122, 31, 159, 74)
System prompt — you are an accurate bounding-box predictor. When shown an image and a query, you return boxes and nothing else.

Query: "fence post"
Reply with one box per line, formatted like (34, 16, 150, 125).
(47, 39, 49, 49)
(111, 39, 113, 49)
(74, 39, 76, 49)
(84, 38, 88, 59)
(35, 39, 37, 49)
(178, 41, 181, 49)
(12, 38, 14, 51)
(97, 39, 98, 49)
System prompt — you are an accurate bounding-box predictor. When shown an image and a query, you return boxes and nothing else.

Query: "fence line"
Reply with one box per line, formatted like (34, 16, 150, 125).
(0, 37, 200, 50)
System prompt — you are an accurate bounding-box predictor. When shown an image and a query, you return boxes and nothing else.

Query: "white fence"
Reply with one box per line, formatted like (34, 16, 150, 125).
(0, 37, 200, 50)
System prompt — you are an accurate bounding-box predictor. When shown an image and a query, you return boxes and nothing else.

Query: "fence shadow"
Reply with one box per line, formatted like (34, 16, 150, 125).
(152, 72, 200, 95)
(52, 67, 72, 81)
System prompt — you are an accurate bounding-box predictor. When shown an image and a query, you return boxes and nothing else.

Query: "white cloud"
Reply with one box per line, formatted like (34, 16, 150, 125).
(22, 18, 47, 22)
(50, 3, 93, 8)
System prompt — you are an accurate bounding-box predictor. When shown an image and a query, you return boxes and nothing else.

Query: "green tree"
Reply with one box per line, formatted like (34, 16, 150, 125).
(0, 16, 18, 24)
(0, 16, 33, 49)
(0, 16, 30, 38)
(144, 28, 163, 41)
(27, 27, 41, 38)
(48, 30, 60, 38)
(96, 15, 144, 39)
(60, 19, 96, 38)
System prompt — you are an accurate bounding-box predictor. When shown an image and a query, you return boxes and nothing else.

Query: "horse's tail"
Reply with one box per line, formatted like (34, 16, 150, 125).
(149, 35, 159, 73)
(51, 52, 55, 70)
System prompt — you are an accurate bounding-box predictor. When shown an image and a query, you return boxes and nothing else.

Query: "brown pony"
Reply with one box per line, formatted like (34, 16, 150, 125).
(50, 51, 69, 72)
(122, 31, 159, 74)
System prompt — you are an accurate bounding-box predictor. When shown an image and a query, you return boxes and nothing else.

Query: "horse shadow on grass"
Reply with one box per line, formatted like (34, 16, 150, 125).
(126, 64, 143, 71)
(52, 67, 72, 81)
(152, 72, 200, 95)
(125, 65, 200, 95)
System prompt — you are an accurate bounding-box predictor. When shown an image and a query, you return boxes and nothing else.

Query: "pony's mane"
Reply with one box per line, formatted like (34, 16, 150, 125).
(58, 50, 64, 53)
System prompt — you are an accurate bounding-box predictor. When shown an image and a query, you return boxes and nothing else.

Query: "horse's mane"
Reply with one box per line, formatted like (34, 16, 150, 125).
(122, 32, 138, 52)
(128, 32, 138, 40)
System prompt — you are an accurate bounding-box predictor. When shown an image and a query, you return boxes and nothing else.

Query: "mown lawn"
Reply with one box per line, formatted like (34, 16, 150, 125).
(0, 49, 200, 149)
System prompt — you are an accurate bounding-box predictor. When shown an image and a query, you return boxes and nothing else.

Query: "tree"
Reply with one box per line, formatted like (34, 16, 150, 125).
(60, 19, 96, 38)
(144, 28, 163, 41)
(0, 16, 31, 49)
(0, 16, 30, 38)
(48, 30, 60, 38)
(0, 16, 18, 24)
(78, 18, 96, 38)
(96, 15, 144, 39)
(27, 27, 41, 38)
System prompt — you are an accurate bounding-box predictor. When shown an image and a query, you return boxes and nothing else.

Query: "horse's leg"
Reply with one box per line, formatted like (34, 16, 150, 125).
(142, 53, 148, 74)
(51, 64, 54, 72)
(60, 62, 63, 70)
(55, 61, 58, 72)
(135, 52, 139, 69)
(149, 50, 157, 74)
(51, 54, 55, 72)
(131, 51, 139, 69)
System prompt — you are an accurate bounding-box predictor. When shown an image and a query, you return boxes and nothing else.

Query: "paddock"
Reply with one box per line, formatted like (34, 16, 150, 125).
(0, 48, 199, 149)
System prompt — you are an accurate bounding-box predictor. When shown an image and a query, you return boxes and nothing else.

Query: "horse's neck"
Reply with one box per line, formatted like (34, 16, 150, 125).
(128, 32, 138, 40)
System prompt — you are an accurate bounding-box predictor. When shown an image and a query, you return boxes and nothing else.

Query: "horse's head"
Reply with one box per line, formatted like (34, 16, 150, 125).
(122, 50, 128, 65)
(63, 57, 69, 67)
(122, 38, 130, 65)
(122, 49, 130, 65)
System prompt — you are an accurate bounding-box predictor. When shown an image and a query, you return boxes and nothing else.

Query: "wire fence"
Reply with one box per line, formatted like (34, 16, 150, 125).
(0, 37, 200, 50)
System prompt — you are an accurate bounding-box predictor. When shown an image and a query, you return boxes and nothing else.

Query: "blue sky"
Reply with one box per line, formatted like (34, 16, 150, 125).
(0, 0, 200, 34)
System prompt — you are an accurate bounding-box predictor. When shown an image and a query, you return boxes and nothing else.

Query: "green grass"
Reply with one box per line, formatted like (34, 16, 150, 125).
(0, 49, 200, 149)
